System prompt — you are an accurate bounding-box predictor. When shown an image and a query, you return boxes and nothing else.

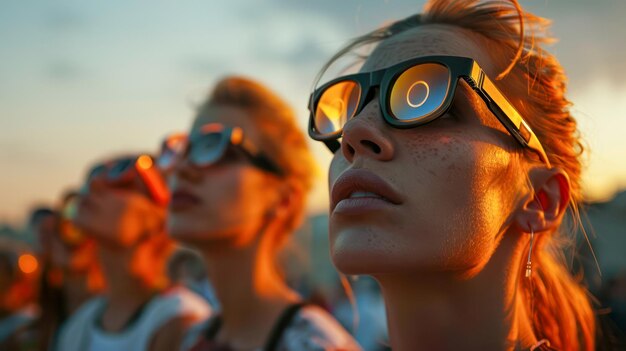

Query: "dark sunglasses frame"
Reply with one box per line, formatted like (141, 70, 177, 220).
(308, 55, 550, 166)
(83, 155, 169, 206)
(159, 123, 283, 176)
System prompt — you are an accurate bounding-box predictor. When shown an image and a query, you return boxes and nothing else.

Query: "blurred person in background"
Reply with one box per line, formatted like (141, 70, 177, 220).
(55, 154, 211, 351)
(168, 247, 220, 309)
(28, 206, 64, 350)
(309, 0, 610, 349)
(28, 207, 58, 261)
(163, 76, 361, 350)
(36, 192, 105, 351)
(0, 247, 39, 351)
(55, 190, 104, 312)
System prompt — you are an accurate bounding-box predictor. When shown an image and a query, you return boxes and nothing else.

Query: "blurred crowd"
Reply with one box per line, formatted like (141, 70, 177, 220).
(4, 188, 625, 350)
(0, 181, 390, 351)
(0, 75, 390, 351)
(0, 74, 625, 349)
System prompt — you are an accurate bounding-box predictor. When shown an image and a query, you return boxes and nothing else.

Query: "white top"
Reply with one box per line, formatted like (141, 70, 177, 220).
(0, 305, 38, 343)
(277, 305, 363, 351)
(56, 286, 212, 351)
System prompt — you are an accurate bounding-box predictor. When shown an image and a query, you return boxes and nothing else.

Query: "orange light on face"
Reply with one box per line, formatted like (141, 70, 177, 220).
(230, 127, 243, 145)
(136, 155, 153, 170)
(18, 254, 38, 274)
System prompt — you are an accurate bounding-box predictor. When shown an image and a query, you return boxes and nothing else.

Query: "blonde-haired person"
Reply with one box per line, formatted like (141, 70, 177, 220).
(163, 76, 361, 351)
(308, 0, 602, 350)
(56, 154, 211, 351)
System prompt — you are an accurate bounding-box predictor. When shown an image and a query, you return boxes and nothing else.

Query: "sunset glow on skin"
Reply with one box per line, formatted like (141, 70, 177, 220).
(312, 0, 599, 347)
(164, 77, 360, 350)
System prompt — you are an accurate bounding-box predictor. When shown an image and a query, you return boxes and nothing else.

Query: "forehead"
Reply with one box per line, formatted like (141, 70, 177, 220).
(193, 105, 248, 129)
(361, 24, 497, 76)
(192, 105, 264, 144)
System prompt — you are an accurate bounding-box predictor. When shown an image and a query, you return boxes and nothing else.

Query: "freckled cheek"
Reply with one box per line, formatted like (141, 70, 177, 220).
(401, 131, 476, 181)
(398, 131, 488, 231)
(194, 170, 246, 217)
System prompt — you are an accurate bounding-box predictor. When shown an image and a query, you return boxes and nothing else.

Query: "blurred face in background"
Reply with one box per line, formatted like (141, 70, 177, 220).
(75, 156, 166, 249)
(167, 105, 283, 248)
(48, 195, 96, 273)
(32, 214, 58, 258)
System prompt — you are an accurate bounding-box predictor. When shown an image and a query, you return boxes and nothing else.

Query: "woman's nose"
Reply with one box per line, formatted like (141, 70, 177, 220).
(340, 100, 395, 163)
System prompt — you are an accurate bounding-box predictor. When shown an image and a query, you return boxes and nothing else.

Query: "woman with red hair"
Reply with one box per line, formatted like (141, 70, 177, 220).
(164, 76, 361, 350)
(309, 0, 600, 349)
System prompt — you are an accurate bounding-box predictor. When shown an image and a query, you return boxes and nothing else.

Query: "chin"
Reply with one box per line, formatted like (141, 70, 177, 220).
(330, 226, 406, 275)
(330, 224, 461, 276)
(167, 216, 205, 242)
(167, 216, 236, 249)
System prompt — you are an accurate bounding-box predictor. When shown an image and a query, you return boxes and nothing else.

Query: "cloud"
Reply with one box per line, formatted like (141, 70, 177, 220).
(42, 6, 86, 32)
(45, 60, 84, 82)
(268, 0, 626, 88)
(0, 141, 55, 167)
(548, 12, 626, 91)
(181, 57, 229, 76)
(253, 33, 331, 66)
(269, 0, 423, 25)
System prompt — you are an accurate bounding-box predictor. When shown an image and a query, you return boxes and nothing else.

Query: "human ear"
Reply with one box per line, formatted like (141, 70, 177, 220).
(514, 167, 571, 233)
(271, 183, 301, 220)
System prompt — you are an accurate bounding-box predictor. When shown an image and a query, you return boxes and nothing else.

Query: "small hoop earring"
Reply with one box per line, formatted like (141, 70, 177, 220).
(525, 226, 551, 348)
(525, 227, 535, 278)
(530, 339, 551, 351)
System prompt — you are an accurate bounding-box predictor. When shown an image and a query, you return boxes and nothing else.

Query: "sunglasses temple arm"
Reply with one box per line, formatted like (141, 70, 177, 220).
(239, 138, 284, 175)
(466, 65, 551, 167)
(135, 164, 170, 206)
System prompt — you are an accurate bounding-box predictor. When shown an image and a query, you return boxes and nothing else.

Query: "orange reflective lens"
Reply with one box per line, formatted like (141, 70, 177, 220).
(314, 80, 361, 135)
(389, 63, 450, 121)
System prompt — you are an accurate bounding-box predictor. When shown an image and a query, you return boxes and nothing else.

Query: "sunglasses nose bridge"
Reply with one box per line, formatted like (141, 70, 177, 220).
(353, 70, 386, 120)
(368, 69, 385, 85)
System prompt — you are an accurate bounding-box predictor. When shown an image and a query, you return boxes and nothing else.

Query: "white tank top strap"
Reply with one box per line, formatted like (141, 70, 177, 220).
(56, 287, 212, 351)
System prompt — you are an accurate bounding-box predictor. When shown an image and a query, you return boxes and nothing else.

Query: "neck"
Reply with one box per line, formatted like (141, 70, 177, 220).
(63, 272, 92, 314)
(97, 244, 154, 308)
(199, 227, 299, 347)
(375, 231, 537, 351)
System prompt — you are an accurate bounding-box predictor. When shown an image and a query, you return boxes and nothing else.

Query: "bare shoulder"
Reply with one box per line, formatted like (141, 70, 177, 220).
(277, 305, 362, 351)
